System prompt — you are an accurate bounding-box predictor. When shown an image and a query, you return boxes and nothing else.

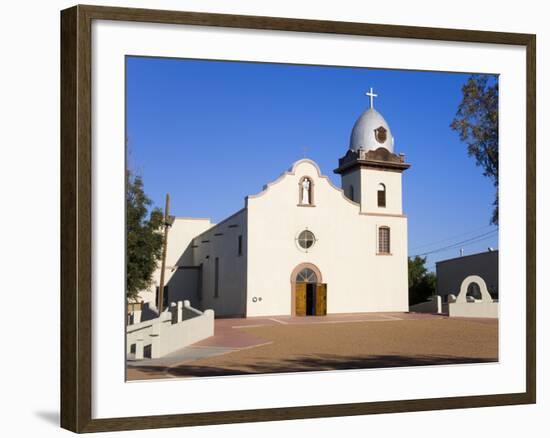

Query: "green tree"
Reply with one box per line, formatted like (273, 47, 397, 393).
(451, 74, 499, 225)
(126, 170, 164, 301)
(408, 256, 436, 305)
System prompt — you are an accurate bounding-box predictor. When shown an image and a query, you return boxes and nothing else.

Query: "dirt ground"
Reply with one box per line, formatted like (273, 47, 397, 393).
(127, 316, 498, 380)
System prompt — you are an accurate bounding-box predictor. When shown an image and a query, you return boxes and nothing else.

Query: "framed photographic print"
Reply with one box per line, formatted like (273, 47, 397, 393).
(60, 4, 536, 433)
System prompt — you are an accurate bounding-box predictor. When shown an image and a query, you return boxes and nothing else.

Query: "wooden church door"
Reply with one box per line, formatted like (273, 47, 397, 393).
(295, 283, 307, 316)
(315, 284, 327, 316)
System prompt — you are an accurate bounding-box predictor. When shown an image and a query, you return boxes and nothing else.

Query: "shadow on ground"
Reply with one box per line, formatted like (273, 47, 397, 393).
(130, 354, 498, 379)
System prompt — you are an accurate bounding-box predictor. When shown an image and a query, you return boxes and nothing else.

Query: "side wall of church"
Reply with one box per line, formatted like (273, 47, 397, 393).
(192, 209, 248, 317)
(341, 169, 361, 203)
(246, 160, 408, 317)
(137, 217, 213, 306)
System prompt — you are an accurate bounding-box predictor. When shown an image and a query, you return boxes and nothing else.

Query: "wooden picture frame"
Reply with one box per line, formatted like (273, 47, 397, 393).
(60, 4, 536, 433)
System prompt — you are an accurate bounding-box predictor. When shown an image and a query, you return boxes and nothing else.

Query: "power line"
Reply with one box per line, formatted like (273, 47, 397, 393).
(409, 224, 496, 252)
(412, 230, 498, 257)
(410, 229, 498, 258)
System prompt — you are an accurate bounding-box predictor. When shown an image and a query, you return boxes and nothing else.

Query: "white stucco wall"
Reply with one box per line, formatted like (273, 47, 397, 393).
(362, 168, 403, 215)
(246, 159, 408, 317)
(126, 301, 215, 358)
(341, 169, 361, 203)
(193, 209, 248, 317)
(340, 167, 403, 215)
(166, 268, 200, 304)
(137, 217, 213, 305)
(448, 302, 499, 318)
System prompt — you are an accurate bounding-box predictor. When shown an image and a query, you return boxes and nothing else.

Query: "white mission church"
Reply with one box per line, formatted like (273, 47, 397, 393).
(139, 89, 411, 318)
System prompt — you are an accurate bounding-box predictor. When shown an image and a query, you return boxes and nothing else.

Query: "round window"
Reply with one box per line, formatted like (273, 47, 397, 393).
(297, 230, 316, 250)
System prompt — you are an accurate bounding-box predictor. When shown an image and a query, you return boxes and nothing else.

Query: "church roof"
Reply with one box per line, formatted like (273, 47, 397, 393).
(349, 107, 394, 153)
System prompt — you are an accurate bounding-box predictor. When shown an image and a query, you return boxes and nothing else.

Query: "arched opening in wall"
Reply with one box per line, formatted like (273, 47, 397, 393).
(377, 183, 386, 207)
(290, 263, 326, 317)
(298, 176, 315, 206)
(349, 185, 355, 201)
(466, 282, 482, 301)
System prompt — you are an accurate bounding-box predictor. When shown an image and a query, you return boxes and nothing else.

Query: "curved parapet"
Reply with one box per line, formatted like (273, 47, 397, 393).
(246, 158, 360, 209)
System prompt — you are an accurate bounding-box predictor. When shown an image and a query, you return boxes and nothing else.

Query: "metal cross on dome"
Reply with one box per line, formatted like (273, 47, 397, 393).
(365, 87, 378, 109)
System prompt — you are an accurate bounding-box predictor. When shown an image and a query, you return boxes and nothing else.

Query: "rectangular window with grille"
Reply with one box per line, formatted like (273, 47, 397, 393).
(378, 227, 390, 254)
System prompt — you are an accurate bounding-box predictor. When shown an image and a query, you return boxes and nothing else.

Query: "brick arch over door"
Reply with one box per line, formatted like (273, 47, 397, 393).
(290, 263, 323, 316)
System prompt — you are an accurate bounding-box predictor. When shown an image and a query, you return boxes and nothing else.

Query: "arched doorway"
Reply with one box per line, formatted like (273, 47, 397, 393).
(466, 282, 482, 300)
(290, 263, 327, 316)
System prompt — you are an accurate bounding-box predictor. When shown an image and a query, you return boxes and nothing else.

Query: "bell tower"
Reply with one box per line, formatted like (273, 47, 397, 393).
(334, 88, 410, 214)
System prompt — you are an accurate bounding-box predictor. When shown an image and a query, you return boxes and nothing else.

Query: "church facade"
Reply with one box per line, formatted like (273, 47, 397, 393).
(139, 92, 411, 318)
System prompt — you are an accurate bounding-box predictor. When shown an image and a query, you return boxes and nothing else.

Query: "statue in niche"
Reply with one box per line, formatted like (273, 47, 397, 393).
(302, 178, 311, 204)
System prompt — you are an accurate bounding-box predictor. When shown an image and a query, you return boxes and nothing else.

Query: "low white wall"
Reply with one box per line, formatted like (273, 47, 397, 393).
(448, 302, 499, 318)
(127, 300, 215, 359)
(126, 316, 163, 351)
(155, 307, 214, 358)
(447, 275, 499, 318)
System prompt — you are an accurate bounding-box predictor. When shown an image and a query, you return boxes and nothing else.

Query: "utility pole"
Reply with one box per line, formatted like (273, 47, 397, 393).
(157, 193, 171, 313)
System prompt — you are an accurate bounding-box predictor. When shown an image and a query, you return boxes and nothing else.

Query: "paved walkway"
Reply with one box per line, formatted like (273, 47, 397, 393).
(127, 346, 235, 368)
(126, 312, 455, 380)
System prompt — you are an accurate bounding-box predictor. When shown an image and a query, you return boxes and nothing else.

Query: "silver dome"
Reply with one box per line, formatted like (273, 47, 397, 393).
(349, 108, 394, 153)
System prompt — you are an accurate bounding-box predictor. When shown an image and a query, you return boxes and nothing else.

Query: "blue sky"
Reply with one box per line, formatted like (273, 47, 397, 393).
(126, 56, 498, 270)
